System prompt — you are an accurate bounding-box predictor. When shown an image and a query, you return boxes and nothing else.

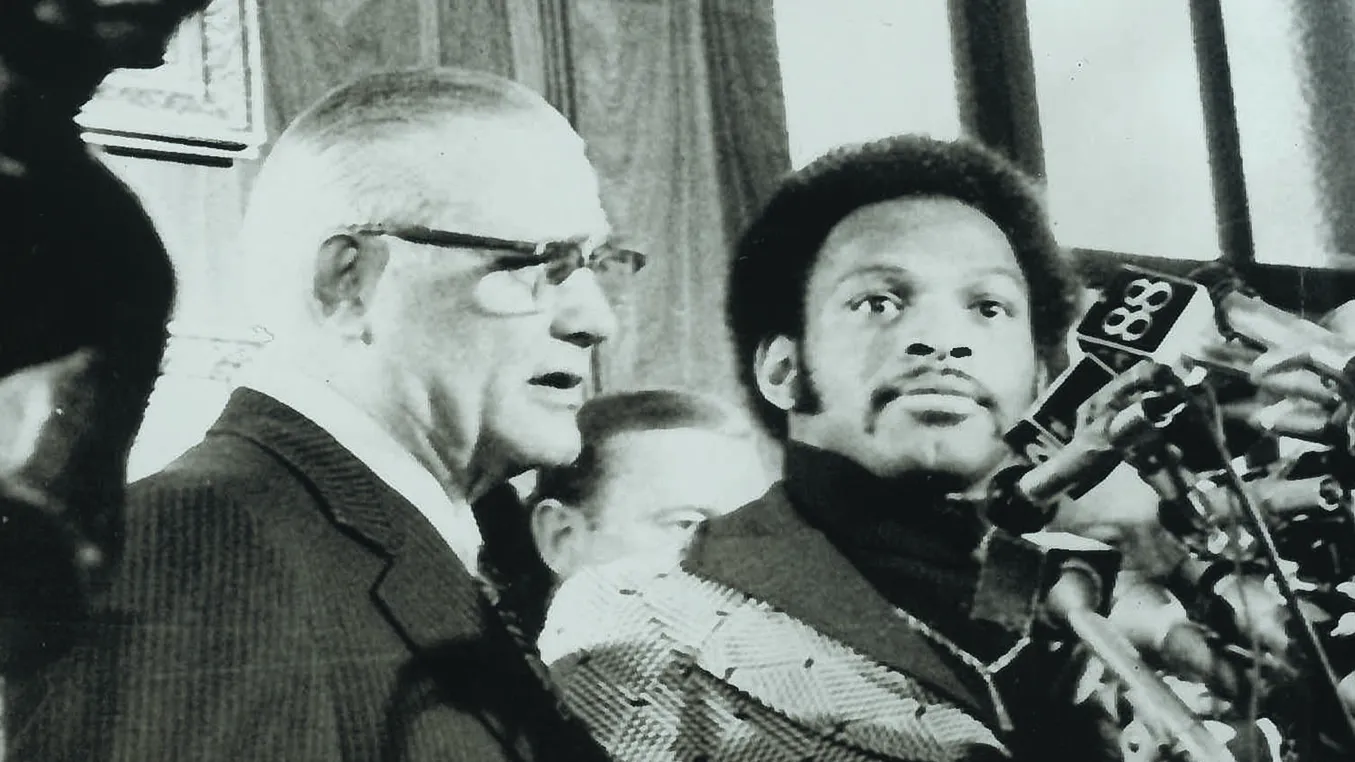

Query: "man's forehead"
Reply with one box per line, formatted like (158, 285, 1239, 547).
(593, 428, 762, 483)
(416, 110, 590, 175)
(590, 428, 768, 516)
(412, 117, 608, 240)
(815, 196, 1023, 282)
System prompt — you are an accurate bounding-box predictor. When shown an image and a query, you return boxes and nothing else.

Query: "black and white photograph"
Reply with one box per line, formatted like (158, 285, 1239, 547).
(4, 1, 1355, 760)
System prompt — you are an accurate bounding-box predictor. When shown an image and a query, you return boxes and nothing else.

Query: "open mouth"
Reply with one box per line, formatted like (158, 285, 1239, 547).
(529, 372, 584, 390)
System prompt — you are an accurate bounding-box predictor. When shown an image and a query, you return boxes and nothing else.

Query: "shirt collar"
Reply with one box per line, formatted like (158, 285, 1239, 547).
(235, 361, 483, 572)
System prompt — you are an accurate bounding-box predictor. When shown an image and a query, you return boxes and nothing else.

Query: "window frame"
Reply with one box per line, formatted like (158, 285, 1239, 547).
(947, 0, 1355, 316)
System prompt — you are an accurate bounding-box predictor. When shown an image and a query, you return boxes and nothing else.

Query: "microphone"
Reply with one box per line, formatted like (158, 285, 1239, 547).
(1005, 354, 1120, 466)
(1249, 473, 1346, 517)
(1109, 573, 1248, 700)
(1007, 264, 1220, 471)
(971, 530, 1238, 762)
(1170, 557, 1298, 658)
(991, 381, 1188, 532)
(1192, 265, 1355, 391)
(1154, 468, 1345, 538)
(995, 265, 1225, 531)
(1230, 398, 1343, 444)
(997, 353, 1124, 531)
(1077, 266, 1223, 373)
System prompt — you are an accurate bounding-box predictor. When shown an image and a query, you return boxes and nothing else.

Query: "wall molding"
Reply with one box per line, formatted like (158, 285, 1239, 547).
(78, 0, 267, 161)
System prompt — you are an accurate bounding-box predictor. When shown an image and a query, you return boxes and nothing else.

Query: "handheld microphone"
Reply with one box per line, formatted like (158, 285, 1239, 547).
(1001, 265, 1221, 490)
(997, 354, 1122, 531)
(1191, 265, 1331, 348)
(1006, 354, 1120, 463)
(995, 264, 1227, 534)
(1006, 265, 1219, 470)
(1109, 573, 1247, 700)
(1191, 265, 1355, 391)
(1249, 474, 1345, 517)
(1228, 398, 1342, 444)
(971, 530, 1238, 762)
(1077, 266, 1223, 373)
(1024, 395, 1184, 503)
(990, 389, 1187, 532)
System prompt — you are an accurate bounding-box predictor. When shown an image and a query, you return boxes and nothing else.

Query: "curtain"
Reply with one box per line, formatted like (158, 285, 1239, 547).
(566, 0, 791, 403)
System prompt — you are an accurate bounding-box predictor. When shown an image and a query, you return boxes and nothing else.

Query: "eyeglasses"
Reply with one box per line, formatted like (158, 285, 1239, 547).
(346, 224, 646, 315)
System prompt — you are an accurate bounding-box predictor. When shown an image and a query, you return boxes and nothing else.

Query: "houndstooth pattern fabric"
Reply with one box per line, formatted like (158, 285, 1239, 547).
(541, 558, 1008, 762)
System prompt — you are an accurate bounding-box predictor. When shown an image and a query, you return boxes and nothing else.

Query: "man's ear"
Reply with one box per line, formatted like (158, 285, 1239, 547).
(530, 498, 588, 579)
(753, 335, 800, 412)
(312, 234, 390, 333)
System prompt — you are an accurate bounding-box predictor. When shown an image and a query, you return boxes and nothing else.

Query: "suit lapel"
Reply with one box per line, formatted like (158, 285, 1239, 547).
(208, 389, 487, 652)
(684, 486, 994, 720)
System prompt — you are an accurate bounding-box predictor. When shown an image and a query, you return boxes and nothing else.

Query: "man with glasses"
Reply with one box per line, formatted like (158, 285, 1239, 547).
(4, 67, 636, 762)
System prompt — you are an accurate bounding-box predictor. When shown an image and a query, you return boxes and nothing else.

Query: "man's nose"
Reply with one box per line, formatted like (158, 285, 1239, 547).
(898, 303, 975, 360)
(550, 269, 619, 348)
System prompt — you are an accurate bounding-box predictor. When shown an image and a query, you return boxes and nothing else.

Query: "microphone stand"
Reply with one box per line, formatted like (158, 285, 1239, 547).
(1184, 387, 1355, 751)
(1044, 564, 1237, 762)
(972, 531, 1237, 762)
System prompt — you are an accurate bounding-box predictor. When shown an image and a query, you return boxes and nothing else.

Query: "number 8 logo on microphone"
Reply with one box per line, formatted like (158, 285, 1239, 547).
(1100, 278, 1175, 342)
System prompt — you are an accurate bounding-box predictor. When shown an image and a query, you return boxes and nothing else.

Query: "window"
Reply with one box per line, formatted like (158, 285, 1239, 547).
(773, 0, 960, 168)
(773, 0, 1355, 275)
(1222, 3, 1355, 269)
(1026, 0, 1218, 260)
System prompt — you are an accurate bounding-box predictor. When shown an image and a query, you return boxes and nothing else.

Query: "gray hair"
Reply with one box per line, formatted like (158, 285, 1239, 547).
(236, 67, 570, 339)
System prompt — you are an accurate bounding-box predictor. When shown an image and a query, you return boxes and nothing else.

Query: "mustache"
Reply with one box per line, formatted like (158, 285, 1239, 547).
(869, 365, 996, 413)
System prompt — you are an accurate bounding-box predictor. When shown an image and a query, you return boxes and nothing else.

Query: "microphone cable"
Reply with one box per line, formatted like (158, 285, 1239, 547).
(1188, 381, 1355, 754)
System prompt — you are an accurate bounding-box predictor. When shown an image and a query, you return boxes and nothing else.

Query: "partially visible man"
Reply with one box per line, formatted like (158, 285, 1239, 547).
(531, 388, 770, 579)
(540, 136, 1124, 761)
(5, 67, 636, 761)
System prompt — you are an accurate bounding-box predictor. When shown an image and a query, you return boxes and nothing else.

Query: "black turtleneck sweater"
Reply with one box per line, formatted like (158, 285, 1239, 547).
(783, 442, 1018, 660)
(781, 442, 1120, 760)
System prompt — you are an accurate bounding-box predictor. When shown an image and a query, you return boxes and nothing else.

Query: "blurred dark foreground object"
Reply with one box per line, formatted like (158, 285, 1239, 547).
(0, 0, 207, 676)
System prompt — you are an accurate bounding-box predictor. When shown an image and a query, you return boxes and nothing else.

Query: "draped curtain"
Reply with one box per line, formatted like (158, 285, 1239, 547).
(568, 0, 791, 398)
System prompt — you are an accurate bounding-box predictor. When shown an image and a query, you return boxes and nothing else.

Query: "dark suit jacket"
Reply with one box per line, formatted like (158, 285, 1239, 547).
(4, 389, 608, 762)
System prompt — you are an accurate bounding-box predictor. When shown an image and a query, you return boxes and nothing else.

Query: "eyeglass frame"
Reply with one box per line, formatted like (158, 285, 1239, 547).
(342, 224, 647, 288)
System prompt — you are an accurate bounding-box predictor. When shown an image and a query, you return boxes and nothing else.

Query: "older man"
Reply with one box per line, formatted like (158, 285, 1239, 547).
(540, 136, 1122, 761)
(4, 68, 637, 762)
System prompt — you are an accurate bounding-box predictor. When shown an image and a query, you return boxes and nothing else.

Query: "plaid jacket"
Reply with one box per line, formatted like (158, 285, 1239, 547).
(541, 486, 1023, 762)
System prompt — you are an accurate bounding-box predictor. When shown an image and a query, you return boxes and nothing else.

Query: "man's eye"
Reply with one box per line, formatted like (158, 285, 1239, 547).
(975, 299, 1013, 319)
(659, 514, 708, 532)
(848, 293, 903, 318)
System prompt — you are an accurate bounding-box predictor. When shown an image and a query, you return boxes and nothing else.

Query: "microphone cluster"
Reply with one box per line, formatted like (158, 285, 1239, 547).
(975, 263, 1355, 761)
